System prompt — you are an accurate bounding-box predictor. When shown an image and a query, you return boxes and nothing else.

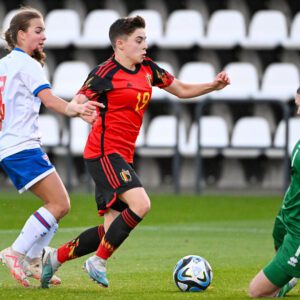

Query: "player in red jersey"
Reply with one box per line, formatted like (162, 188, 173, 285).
(41, 15, 230, 288)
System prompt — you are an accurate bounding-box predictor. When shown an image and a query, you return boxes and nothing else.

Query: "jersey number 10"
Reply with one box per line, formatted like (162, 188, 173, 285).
(0, 76, 6, 131)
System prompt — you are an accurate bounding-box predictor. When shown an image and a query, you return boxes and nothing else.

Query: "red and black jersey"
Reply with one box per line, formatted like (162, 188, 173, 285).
(78, 56, 174, 163)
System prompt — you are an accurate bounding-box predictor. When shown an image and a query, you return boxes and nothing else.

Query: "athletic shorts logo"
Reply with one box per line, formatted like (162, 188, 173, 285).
(120, 169, 132, 183)
(42, 154, 51, 166)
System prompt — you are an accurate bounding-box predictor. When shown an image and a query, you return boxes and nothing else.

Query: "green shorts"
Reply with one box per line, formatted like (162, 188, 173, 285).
(264, 234, 300, 287)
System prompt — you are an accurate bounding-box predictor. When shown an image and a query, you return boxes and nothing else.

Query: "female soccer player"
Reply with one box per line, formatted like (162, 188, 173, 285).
(248, 90, 300, 298)
(41, 15, 230, 288)
(0, 7, 101, 287)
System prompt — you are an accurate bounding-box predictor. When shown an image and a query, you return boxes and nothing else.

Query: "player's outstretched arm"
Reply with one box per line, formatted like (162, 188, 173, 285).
(164, 71, 230, 99)
(38, 89, 104, 117)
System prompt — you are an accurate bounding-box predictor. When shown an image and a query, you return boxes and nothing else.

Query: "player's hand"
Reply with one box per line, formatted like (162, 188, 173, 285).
(79, 101, 105, 116)
(212, 71, 230, 91)
(80, 111, 98, 124)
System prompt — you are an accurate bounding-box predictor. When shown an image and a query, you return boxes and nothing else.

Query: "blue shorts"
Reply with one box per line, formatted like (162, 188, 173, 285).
(0, 148, 55, 193)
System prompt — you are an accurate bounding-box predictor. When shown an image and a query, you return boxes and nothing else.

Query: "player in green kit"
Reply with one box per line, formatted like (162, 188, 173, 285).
(248, 89, 300, 297)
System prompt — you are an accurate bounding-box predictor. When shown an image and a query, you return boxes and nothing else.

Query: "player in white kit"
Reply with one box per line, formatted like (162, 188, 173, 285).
(0, 7, 101, 287)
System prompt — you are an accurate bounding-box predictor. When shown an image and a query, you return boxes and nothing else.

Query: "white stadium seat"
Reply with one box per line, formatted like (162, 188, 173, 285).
(180, 116, 229, 157)
(169, 62, 215, 101)
(0, 9, 17, 48)
(75, 10, 120, 48)
(241, 10, 288, 49)
(224, 117, 272, 157)
(52, 61, 90, 99)
(137, 115, 178, 157)
(128, 9, 163, 47)
(70, 118, 90, 155)
(45, 9, 80, 48)
(267, 118, 300, 157)
(211, 62, 259, 99)
(158, 10, 204, 49)
(254, 63, 300, 101)
(39, 115, 60, 147)
(283, 12, 300, 49)
(200, 10, 246, 49)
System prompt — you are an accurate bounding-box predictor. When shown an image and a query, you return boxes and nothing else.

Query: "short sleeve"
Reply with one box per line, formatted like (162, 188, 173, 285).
(20, 59, 51, 96)
(77, 67, 112, 101)
(148, 60, 174, 88)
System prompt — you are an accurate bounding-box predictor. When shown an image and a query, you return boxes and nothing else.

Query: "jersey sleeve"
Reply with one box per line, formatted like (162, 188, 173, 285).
(77, 67, 112, 101)
(20, 59, 51, 96)
(148, 60, 174, 88)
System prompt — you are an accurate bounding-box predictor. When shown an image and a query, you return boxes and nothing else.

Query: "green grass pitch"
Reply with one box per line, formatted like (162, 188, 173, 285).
(0, 192, 298, 299)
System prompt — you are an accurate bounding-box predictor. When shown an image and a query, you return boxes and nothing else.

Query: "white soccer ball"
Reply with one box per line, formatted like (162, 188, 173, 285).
(173, 255, 213, 292)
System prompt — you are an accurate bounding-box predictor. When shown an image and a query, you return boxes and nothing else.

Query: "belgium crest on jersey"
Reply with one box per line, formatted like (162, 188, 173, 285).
(145, 73, 152, 87)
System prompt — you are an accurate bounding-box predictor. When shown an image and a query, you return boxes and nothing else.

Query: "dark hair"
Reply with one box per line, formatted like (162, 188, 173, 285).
(3, 7, 46, 65)
(109, 16, 145, 49)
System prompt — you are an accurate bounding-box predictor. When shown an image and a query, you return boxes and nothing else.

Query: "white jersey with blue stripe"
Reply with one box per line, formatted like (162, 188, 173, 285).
(0, 48, 51, 160)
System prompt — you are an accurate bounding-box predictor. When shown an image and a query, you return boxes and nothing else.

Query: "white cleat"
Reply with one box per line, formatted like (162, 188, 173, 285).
(0, 247, 30, 287)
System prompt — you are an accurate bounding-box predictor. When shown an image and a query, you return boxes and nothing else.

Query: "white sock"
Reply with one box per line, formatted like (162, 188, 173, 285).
(12, 207, 57, 255)
(26, 223, 59, 260)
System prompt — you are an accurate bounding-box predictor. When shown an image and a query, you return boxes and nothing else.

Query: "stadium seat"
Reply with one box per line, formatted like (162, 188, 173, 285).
(104, 0, 127, 16)
(135, 125, 145, 148)
(180, 116, 229, 157)
(39, 114, 60, 148)
(128, 9, 163, 47)
(52, 61, 90, 99)
(282, 12, 300, 49)
(137, 115, 179, 157)
(0, 9, 17, 48)
(44, 9, 80, 48)
(168, 62, 215, 101)
(200, 10, 246, 49)
(254, 63, 300, 101)
(224, 117, 272, 157)
(266, 118, 300, 157)
(210, 62, 259, 99)
(151, 61, 175, 101)
(75, 10, 120, 48)
(70, 118, 90, 155)
(135, 157, 161, 188)
(241, 10, 288, 49)
(158, 10, 204, 49)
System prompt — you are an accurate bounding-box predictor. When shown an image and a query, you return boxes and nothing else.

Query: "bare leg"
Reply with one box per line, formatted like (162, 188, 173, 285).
(249, 270, 280, 298)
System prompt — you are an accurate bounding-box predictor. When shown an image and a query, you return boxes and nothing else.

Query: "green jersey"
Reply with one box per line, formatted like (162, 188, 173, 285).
(280, 139, 300, 236)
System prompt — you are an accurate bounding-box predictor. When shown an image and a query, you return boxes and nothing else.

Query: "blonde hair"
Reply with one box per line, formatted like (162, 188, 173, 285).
(3, 7, 46, 65)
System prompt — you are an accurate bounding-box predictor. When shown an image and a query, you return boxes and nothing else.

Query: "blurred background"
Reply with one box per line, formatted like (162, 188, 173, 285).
(0, 0, 299, 195)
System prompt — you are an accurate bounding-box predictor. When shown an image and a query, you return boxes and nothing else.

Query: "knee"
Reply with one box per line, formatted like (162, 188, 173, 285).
(55, 196, 71, 219)
(248, 281, 267, 298)
(140, 198, 151, 217)
(131, 198, 151, 218)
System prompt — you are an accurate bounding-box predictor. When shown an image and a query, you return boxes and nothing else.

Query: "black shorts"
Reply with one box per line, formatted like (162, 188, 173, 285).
(85, 153, 143, 216)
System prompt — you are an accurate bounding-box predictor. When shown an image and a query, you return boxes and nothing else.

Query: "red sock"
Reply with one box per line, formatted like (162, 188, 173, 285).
(57, 225, 105, 263)
(96, 208, 142, 260)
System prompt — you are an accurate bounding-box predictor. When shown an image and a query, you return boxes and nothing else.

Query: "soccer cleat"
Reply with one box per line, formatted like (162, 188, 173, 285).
(277, 278, 298, 297)
(40, 247, 61, 288)
(83, 255, 109, 288)
(23, 256, 61, 285)
(0, 247, 30, 287)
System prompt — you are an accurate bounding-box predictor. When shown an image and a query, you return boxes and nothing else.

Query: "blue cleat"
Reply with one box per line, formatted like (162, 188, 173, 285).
(83, 255, 109, 288)
(40, 247, 61, 289)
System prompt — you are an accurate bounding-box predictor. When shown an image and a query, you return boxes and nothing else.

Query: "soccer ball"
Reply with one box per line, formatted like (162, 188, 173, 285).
(173, 255, 213, 292)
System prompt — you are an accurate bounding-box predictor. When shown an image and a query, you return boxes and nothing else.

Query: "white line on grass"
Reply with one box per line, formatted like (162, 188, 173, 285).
(0, 224, 270, 235)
